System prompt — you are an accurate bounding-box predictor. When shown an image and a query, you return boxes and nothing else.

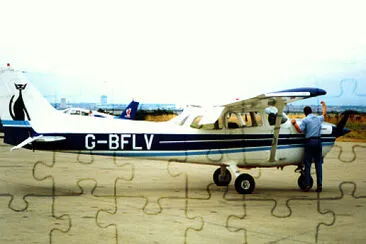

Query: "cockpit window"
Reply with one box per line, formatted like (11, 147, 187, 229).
(224, 111, 263, 128)
(190, 116, 223, 130)
(178, 115, 189, 126)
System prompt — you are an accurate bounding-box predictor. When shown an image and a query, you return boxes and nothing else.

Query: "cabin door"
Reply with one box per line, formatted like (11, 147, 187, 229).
(225, 111, 270, 164)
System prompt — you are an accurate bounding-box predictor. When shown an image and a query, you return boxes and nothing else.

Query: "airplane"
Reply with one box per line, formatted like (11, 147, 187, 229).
(0, 64, 351, 194)
(61, 100, 140, 120)
(61, 107, 115, 118)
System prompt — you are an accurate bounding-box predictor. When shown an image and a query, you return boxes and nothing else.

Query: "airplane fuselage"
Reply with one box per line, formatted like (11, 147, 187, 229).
(2, 113, 337, 168)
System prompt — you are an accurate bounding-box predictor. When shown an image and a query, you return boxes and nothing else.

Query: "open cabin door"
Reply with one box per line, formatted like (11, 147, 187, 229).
(224, 110, 270, 165)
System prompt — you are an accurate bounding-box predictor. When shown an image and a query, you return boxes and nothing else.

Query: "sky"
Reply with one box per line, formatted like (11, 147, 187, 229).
(1, 0, 366, 106)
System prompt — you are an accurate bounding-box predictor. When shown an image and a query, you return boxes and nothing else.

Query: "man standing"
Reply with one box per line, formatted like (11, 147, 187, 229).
(292, 101, 327, 192)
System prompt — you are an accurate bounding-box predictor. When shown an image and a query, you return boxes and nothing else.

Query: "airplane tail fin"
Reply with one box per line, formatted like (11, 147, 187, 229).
(117, 100, 139, 120)
(0, 64, 58, 144)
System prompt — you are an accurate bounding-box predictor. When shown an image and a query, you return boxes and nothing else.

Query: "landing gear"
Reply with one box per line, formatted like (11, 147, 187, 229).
(295, 165, 314, 191)
(297, 174, 314, 191)
(234, 173, 255, 194)
(213, 165, 256, 194)
(213, 167, 232, 186)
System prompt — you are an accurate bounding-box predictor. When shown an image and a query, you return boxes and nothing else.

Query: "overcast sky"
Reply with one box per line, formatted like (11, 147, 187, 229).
(1, 0, 366, 105)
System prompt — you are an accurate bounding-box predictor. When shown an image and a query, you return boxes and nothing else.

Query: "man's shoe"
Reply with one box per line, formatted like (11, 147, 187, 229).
(316, 185, 322, 192)
(303, 186, 311, 192)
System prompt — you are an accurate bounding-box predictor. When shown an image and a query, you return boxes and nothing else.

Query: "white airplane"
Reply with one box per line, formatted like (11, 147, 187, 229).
(61, 107, 115, 118)
(61, 100, 140, 120)
(0, 65, 350, 194)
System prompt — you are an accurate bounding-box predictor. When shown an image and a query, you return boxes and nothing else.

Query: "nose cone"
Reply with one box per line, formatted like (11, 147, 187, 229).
(333, 126, 351, 138)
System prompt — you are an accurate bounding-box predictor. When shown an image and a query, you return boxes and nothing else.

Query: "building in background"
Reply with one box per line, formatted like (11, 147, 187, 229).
(100, 95, 108, 106)
(60, 98, 67, 109)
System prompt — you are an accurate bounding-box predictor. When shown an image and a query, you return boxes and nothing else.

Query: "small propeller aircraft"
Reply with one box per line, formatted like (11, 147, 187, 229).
(0, 64, 351, 194)
(61, 100, 140, 120)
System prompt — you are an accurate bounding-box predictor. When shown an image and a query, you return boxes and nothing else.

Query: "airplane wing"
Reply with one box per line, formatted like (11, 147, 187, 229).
(224, 87, 326, 162)
(224, 88, 327, 111)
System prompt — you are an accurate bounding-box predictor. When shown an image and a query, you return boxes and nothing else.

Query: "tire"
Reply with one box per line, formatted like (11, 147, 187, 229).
(235, 173, 255, 194)
(297, 174, 314, 191)
(213, 168, 232, 186)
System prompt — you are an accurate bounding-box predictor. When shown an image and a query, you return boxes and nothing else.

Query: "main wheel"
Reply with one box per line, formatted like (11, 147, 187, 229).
(297, 174, 314, 191)
(213, 167, 232, 186)
(235, 173, 255, 194)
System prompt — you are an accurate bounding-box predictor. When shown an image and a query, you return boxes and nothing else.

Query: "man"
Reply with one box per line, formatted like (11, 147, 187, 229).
(292, 101, 327, 192)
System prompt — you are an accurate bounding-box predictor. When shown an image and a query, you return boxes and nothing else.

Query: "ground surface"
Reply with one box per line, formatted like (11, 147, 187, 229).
(0, 139, 365, 243)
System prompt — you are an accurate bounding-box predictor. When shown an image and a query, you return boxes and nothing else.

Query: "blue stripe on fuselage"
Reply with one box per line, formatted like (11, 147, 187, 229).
(1, 120, 336, 156)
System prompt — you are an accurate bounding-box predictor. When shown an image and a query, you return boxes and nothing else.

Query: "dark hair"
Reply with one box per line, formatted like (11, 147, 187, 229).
(304, 106, 312, 116)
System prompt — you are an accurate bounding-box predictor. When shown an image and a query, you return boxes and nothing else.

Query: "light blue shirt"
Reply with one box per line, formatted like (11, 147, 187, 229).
(300, 114, 324, 139)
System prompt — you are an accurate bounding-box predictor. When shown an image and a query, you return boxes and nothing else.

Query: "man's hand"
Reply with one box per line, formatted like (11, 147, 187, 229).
(291, 119, 302, 133)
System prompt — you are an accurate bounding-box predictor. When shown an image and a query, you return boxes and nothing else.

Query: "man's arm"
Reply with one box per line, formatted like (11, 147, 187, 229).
(292, 119, 302, 133)
(321, 101, 327, 117)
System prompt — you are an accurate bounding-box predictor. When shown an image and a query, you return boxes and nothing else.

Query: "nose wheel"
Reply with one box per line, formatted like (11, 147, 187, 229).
(234, 173, 255, 194)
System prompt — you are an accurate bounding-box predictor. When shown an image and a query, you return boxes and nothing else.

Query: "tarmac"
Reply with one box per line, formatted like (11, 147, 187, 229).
(0, 138, 365, 243)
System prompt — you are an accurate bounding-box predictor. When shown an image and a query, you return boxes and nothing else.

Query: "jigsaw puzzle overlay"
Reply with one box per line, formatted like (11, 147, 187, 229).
(1, 140, 366, 243)
(1, 79, 366, 243)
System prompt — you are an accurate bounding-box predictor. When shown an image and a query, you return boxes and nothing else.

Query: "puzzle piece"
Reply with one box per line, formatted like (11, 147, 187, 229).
(331, 79, 366, 99)
(324, 142, 366, 196)
(52, 179, 116, 243)
(0, 194, 70, 243)
(228, 194, 335, 243)
(114, 159, 186, 214)
(97, 189, 203, 243)
(186, 184, 247, 243)
(33, 152, 133, 196)
(317, 182, 366, 243)
(330, 142, 366, 163)
(0, 144, 53, 211)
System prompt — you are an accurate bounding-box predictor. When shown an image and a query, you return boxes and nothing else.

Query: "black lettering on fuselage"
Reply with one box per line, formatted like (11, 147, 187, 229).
(84, 134, 154, 150)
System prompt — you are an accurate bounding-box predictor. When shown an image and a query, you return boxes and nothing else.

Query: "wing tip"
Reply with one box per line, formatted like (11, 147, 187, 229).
(272, 87, 326, 97)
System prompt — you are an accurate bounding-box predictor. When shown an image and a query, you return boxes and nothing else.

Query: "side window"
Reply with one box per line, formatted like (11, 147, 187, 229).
(241, 112, 263, 127)
(225, 112, 262, 128)
(190, 116, 223, 130)
(226, 112, 241, 129)
(190, 116, 203, 129)
(178, 116, 189, 126)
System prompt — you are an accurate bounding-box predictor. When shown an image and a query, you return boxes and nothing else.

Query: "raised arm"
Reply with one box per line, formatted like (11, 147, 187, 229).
(321, 101, 327, 117)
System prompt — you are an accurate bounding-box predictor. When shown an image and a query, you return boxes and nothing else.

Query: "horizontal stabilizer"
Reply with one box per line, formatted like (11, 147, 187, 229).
(10, 135, 66, 151)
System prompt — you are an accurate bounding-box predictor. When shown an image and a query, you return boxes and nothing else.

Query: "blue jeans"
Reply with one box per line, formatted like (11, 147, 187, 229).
(304, 138, 323, 186)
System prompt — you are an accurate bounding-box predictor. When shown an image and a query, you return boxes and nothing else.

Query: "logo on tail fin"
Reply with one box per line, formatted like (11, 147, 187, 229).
(125, 108, 132, 118)
(9, 83, 31, 121)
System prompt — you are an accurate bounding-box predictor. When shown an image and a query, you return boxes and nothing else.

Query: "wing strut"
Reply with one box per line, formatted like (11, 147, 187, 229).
(269, 100, 285, 162)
